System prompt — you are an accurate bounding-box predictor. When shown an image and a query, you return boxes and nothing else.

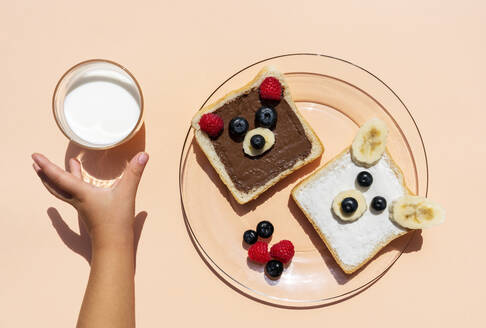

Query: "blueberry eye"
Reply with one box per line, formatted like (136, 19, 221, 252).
(371, 196, 387, 211)
(341, 197, 358, 213)
(357, 171, 373, 187)
(229, 117, 249, 140)
(255, 107, 277, 129)
(250, 134, 265, 149)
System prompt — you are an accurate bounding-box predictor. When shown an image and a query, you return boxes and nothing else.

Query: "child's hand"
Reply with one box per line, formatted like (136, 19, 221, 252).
(32, 152, 149, 246)
(33, 151, 148, 327)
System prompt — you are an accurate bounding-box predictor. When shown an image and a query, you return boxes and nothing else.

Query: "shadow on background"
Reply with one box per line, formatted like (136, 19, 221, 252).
(46, 123, 148, 267)
(64, 124, 146, 185)
(47, 208, 147, 268)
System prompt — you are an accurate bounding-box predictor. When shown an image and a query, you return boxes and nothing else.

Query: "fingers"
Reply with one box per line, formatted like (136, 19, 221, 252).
(32, 153, 86, 200)
(69, 158, 82, 180)
(118, 152, 149, 195)
(33, 162, 41, 173)
(35, 169, 75, 201)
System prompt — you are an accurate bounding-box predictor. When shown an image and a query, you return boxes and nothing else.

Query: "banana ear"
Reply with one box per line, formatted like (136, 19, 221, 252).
(351, 118, 388, 167)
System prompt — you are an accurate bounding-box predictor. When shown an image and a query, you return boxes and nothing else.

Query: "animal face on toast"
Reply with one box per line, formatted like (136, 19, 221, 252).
(292, 118, 445, 274)
(192, 67, 323, 204)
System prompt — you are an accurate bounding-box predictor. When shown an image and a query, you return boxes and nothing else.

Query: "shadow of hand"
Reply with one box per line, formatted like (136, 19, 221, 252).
(47, 207, 148, 266)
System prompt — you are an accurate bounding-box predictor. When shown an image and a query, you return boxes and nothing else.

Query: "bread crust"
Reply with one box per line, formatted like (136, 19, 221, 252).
(192, 66, 324, 204)
(291, 147, 413, 274)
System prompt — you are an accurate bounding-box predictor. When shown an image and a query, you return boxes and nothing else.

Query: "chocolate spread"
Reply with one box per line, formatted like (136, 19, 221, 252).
(211, 88, 312, 193)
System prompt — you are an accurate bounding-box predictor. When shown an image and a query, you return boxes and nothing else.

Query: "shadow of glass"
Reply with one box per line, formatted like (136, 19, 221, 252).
(48, 124, 148, 265)
(47, 207, 147, 269)
(64, 124, 146, 187)
(193, 138, 323, 216)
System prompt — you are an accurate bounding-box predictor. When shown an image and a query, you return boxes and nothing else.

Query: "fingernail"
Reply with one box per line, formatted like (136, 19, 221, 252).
(31, 153, 39, 163)
(137, 152, 149, 165)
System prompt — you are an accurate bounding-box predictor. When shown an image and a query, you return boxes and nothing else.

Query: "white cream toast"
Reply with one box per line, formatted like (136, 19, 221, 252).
(292, 119, 445, 274)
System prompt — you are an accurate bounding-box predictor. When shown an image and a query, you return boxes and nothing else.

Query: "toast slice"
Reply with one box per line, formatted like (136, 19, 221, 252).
(292, 147, 412, 274)
(192, 66, 323, 204)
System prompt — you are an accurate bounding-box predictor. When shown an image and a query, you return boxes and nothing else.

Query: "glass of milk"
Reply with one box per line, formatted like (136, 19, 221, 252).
(53, 59, 144, 149)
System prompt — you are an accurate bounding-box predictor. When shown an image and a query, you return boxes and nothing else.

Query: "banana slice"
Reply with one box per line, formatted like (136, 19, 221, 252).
(243, 127, 275, 157)
(390, 195, 445, 229)
(332, 190, 367, 222)
(351, 118, 388, 167)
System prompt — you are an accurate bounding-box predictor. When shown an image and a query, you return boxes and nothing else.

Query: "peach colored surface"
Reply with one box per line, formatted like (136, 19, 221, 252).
(0, 1, 484, 327)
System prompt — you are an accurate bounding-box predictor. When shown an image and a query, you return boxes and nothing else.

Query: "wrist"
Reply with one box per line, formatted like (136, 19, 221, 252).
(90, 224, 134, 251)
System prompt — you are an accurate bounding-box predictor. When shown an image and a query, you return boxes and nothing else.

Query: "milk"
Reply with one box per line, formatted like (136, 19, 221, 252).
(63, 68, 141, 146)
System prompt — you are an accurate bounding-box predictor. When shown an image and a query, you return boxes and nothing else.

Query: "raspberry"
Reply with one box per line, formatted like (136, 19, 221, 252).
(270, 240, 294, 263)
(259, 77, 282, 101)
(199, 113, 224, 137)
(248, 241, 271, 264)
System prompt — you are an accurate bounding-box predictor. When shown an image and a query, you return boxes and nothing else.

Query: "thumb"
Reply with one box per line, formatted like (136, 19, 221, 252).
(118, 152, 149, 194)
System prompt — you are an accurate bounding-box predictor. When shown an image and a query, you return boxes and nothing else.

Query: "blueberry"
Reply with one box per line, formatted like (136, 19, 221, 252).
(250, 134, 265, 149)
(255, 107, 277, 129)
(243, 230, 258, 245)
(371, 196, 387, 211)
(256, 220, 274, 238)
(265, 260, 284, 278)
(341, 197, 358, 213)
(229, 117, 249, 139)
(357, 171, 373, 187)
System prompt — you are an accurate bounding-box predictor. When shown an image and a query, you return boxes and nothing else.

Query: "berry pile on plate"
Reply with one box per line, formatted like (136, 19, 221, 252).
(244, 220, 294, 279)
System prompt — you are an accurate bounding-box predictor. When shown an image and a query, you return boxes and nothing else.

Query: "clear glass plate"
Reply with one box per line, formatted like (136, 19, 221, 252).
(179, 54, 427, 307)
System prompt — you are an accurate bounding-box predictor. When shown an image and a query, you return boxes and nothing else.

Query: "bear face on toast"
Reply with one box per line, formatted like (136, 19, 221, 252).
(192, 67, 323, 204)
(292, 119, 445, 274)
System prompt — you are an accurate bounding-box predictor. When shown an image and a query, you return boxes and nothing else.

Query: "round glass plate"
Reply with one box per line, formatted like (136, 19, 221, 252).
(179, 54, 427, 307)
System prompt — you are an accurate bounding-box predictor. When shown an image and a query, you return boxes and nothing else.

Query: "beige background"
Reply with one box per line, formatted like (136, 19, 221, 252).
(1, 1, 484, 326)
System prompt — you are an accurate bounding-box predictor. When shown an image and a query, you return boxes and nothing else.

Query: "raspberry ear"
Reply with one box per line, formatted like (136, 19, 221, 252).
(199, 113, 224, 137)
(259, 77, 282, 101)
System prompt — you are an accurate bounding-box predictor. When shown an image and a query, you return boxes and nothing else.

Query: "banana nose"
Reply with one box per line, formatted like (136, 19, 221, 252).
(243, 127, 275, 157)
